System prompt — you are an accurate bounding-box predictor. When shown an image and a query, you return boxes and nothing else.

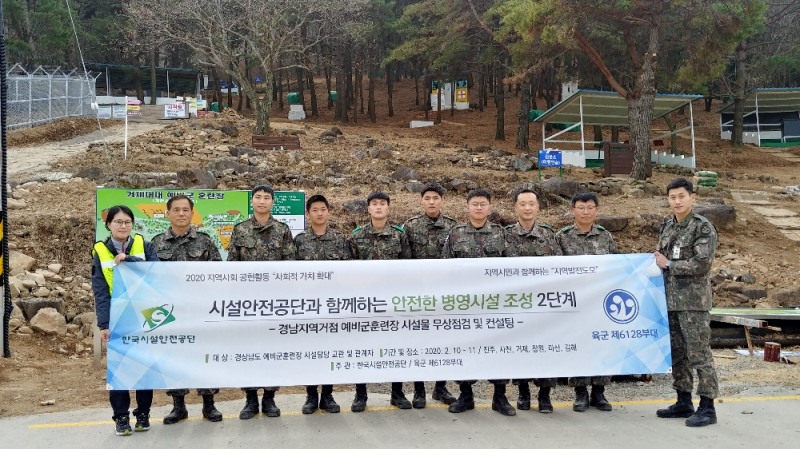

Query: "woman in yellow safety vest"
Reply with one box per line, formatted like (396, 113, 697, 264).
(92, 205, 158, 436)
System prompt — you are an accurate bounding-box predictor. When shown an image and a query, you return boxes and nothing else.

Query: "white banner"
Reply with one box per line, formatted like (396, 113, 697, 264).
(164, 103, 188, 119)
(107, 254, 671, 390)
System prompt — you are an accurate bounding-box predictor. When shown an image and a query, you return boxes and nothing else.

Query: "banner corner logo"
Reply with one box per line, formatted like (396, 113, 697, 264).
(141, 304, 176, 332)
(603, 289, 639, 324)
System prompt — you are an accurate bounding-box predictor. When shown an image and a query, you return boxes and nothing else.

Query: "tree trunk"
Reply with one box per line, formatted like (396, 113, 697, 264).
(149, 51, 157, 105)
(629, 26, 660, 180)
(212, 68, 222, 105)
(435, 79, 442, 124)
(307, 70, 319, 119)
(732, 40, 746, 151)
(295, 65, 306, 109)
(387, 62, 394, 117)
(611, 126, 620, 142)
(495, 62, 505, 141)
(368, 66, 376, 123)
(663, 115, 678, 155)
(276, 69, 284, 111)
(414, 72, 419, 107)
(516, 83, 531, 151)
(253, 72, 274, 136)
(353, 68, 359, 124)
(357, 67, 364, 114)
(325, 67, 333, 109)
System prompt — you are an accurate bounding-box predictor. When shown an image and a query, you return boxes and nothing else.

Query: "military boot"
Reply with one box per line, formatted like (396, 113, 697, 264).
(589, 385, 612, 411)
(573, 386, 589, 412)
(302, 386, 319, 414)
(432, 381, 456, 405)
(202, 394, 223, 422)
(685, 396, 717, 427)
(448, 383, 475, 413)
(239, 389, 260, 420)
(319, 385, 341, 413)
(657, 391, 694, 418)
(390, 382, 412, 409)
(412, 382, 427, 409)
(351, 384, 368, 413)
(517, 381, 531, 411)
(537, 387, 553, 414)
(491, 383, 516, 416)
(163, 394, 189, 424)
(262, 390, 281, 417)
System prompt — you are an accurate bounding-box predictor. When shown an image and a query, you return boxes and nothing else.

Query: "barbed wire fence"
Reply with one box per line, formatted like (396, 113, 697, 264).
(6, 64, 99, 130)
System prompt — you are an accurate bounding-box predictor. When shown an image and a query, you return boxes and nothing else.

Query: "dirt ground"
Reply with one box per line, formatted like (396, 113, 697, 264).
(2, 78, 799, 418)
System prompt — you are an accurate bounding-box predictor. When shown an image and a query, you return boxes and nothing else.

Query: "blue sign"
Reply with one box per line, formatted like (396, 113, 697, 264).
(538, 150, 562, 168)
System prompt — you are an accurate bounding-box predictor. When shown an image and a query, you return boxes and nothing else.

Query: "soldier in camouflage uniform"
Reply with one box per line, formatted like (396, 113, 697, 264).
(294, 194, 350, 415)
(505, 188, 562, 414)
(403, 183, 458, 408)
(350, 192, 412, 412)
(442, 189, 516, 417)
(654, 178, 719, 428)
(557, 192, 616, 413)
(151, 195, 224, 424)
(227, 185, 297, 419)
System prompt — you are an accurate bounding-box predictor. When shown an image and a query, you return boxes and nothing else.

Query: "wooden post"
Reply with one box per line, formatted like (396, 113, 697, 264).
(764, 342, 781, 362)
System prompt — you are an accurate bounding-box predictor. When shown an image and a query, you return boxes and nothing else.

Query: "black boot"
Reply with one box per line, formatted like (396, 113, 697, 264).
(202, 394, 223, 422)
(302, 386, 319, 415)
(432, 381, 456, 405)
(448, 383, 475, 413)
(412, 382, 426, 409)
(573, 386, 589, 412)
(239, 390, 260, 420)
(319, 385, 340, 413)
(590, 385, 612, 411)
(261, 390, 281, 417)
(537, 387, 553, 414)
(351, 384, 368, 413)
(163, 394, 188, 424)
(517, 382, 531, 411)
(390, 382, 412, 409)
(492, 383, 516, 416)
(657, 391, 694, 418)
(686, 396, 717, 427)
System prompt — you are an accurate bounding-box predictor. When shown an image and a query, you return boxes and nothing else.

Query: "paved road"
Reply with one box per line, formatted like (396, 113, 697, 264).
(3, 388, 799, 448)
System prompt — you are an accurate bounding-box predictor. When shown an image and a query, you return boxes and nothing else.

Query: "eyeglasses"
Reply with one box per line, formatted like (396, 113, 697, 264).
(112, 220, 133, 226)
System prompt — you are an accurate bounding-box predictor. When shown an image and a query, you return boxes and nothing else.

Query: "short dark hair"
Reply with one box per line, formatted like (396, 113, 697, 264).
(252, 185, 274, 197)
(421, 182, 446, 197)
(167, 194, 194, 211)
(666, 177, 694, 195)
(467, 189, 492, 203)
(306, 194, 330, 211)
(104, 205, 135, 230)
(512, 187, 538, 203)
(571, 192, 599, 207)
(367, 191, 390, 205)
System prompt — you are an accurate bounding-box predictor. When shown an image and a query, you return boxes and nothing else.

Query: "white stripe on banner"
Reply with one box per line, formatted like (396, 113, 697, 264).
(107, 254, 671, 390)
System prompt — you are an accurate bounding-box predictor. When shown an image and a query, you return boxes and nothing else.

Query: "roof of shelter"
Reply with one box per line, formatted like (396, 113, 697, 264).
(718, 88, 800, 114)
(533, 90, 702, 127)
(86, 63, 201, 93)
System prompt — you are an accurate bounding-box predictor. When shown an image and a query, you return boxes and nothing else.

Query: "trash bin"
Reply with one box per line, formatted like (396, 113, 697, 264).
(528, 109, 544, 122)
(329, 91, 338, 102)
(210, 102, 219, 112)
(288, 92, 301, 105)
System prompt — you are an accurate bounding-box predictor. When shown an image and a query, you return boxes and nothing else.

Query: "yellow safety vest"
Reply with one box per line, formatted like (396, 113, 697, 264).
(92, 234, 146, 294)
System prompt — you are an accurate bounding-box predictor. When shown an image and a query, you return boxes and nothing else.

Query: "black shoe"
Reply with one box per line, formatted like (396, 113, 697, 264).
(202, 395, 223, 422)
(448, 394, 475, 413)
(163, 395, 189, 424)
(492, 395, 517, 416)
(133, 412, 150, 431)
(320, 394, 341, 413)
(432, 385, 457, 405)
(351, 394, 368, 413)
(239, 390, 260, 420)
(517, 382, 531, 410)
(573, 387, 589, 412)
(537, 388, 553, 414)
(302, 394, 319, 414)
(114, 415, 132, 436)
(657, 391, 694, 418)
(686, 397, 717, 427)
(412, 391, 426, 409)
(390, 392, 412, 409)
(590, 386, 612, 411)
(262, 392, 281, 417)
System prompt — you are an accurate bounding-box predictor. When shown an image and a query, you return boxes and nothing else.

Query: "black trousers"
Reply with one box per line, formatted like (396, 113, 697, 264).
(109, 389, 153, 419)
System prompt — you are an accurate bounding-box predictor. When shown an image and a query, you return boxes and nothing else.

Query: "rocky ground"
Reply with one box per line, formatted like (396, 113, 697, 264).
(2, 79, 799, 417)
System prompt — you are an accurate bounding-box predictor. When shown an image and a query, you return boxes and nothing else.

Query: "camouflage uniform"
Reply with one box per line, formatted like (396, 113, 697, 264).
(350, 223, 411, 260)
(294, 227, 353, 261)
(506, 221, 562, 389)
(657, 212, 719, 398)
(152, 227, 223, 397)
(403, 213, 457, 259)
(557, 224, 617, 387)
(443, 221, 507, 385)
(228, 216, 296, 393)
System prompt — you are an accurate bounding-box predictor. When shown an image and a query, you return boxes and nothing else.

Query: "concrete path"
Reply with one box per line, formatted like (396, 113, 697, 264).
(3, 390, 799, 449)
(731, 189, 800, 241)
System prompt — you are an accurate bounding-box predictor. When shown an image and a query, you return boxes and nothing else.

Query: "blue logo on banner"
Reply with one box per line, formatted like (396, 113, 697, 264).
(603, 290, 639, 324)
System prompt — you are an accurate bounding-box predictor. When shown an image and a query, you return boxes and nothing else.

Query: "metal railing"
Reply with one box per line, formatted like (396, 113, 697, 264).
(6, 64, 100, 130)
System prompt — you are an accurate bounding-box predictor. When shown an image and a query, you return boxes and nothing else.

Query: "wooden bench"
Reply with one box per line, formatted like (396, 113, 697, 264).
(252, 135, 302, 150)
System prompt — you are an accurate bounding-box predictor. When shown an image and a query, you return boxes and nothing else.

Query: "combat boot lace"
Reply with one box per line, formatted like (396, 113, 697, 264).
(685, 396, 717, 427)
(163, 395, 189, 424)
(573, 386, 589, 412)
(390, 391, 413, 409)
(492, 394, 517, 416)
(657, 391, 694, 418)
(319, 394, 341, 413)
(202, 394, 223, 422)
(239, 390, 260, 420)
(302, 393, 319, 414)
(261, 391, 281, 417)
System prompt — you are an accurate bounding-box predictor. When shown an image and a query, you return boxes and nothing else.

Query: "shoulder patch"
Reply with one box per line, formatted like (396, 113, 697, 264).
(540, 223, 554, 230)
(596, 225, 607, 231)
(352, 226, 362, 234)
(559, 225, 573, 232)
(392, 225, 404, 232)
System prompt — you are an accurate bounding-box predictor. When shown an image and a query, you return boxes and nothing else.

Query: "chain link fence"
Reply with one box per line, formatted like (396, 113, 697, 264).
(7, 64, 100, 130)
